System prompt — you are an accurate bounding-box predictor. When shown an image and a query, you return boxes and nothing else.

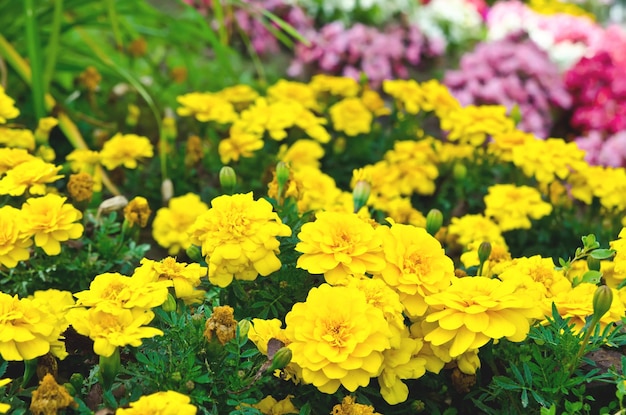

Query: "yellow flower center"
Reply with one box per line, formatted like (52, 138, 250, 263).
(322, 320, 350, 348)
(403, 252, 426, 276)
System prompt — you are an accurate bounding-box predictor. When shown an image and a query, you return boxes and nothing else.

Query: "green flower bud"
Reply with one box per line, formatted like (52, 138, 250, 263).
(425, 209, 443, 236)
(63, 383, 77, 396)
(478, 242, 492, 264)
(276, 162, 290, 190)
(186, 244, 204, 263)
(162, 293, 177, 312)
(125, 104, 140, 127)
(510, 104, 522, 125)
(267, 347, 292, 373)
(219, 166, 237, 194)
(163, 114, 178, 142)
(69, 373, 84, 393)
(171, 372, 182, 382)
(411, 400, 426, 412)
(453, 163, 467, 180)
(238, 319, 251, 339)
(352, 180, 371, 213)
(592, 285, 613, 321)
(587, 256, 601, 272)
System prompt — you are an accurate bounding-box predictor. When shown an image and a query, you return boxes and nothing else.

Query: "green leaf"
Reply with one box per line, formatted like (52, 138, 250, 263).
(579, 270, 602, 285)
(521, 388, 529, 408)
(492, 376, 522, 391)
(299, 403, 311, 415)
(590, 249, 616, 260)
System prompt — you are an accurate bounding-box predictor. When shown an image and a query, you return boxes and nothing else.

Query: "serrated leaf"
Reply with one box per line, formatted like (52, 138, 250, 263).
(492, 376, 521, 391)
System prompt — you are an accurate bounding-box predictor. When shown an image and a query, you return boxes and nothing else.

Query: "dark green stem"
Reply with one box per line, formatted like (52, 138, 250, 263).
(24, 0, 46, 119)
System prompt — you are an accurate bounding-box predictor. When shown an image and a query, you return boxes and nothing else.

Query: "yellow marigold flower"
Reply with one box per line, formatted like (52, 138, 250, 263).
(0, 292, 59, 361)
(188, 192, 292, 287)
(267, 80, 319, 111)
(310, 74, 360, 98)
(20, 194, 83, 256)
(293, 107, 331, 143)
(78, 66, 101, 92)
(376, 222, 454, 318)
(184, 135, 205, 166)
(0, 206, 32, 268)
(329, 97, 373, 136)
(30, 373, 77, 415)
(424, 277, 539, 357)
(611, 228, 626, 277)
(74, 272, 170, 313)
(218, 124, 264, 164)
(331, 396, 381, 415)
(569, 165, 626, 211)
(383, 79, 425, 114)
(447, 214, 506, 248)
(0, 127, 35, 150)
(204, 305, 237, 345)
(420, 79, 461, 118)
(278, 139, 325, 169)
(488, 129, 537, 162)
(529, 0, 595, 19)
(67, 307, 162, 357)
(216, 84, 259, 110)
(0, 158, 63, 196)
(292, 166, 344, 211)
(176, 91, 238, 124)
(460, 241, 511, 276)
(440, 105, 515, 147)
(361, 88, 391, 117)
(117, 390, 197, 415)
(484, 184, 553, 232)
(67, 172, 94, 202)
(0, 147, 35, 175)
(152, 193, 209, 255)
(377, 328, 427, 404)
(248, 318, 291, 356)
(100, 133, 154, 170)
(66, 149, 101, 173)
(384, 140, 439, 196)
(0, 86, 19, 124)
(512, 137, 586, 184)
(296, 211, 385, 285)
(285, 284, 392, 394)
(249, 395, 298, 415)
(124, 196, 151, 228)
(497, 255, 571, 299)
(237, 98, 294, 140)
(34, 117, 59, 144)
(382, 197, 427, 227)
(551, 283, 624, 332)
(133, 257, 207, 304)
(30, 290, 74, 360)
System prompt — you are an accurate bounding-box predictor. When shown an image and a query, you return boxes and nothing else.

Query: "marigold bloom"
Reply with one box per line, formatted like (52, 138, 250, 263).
(216, 84, 259, 109)
(285, 284, 392, 394)
(117, 390, 197, 415)
(331, 396, 381, 415)
(329, 98, 373, 136)
(248, 319, 291, 356)
(124, 196, 151, 228)
(278, 139, 325, 169)
(67, 172, 94, 202)
(152, 193, 209, 255)
(291, 166, 342, 212)
(611, 227, 626, 276)
(249, 395, 298, 415)
(0, 158, 63, 196)
(188, 193, 292, 287)
(361, 89, 391, 117)
(383, 79, 425, 114)
(204, 305, 237, 345)
(0, 293, 59, 361)
(133, 257, 207, 304)
(424, 277, 539, 357)
(310, 74, 360, 98)
(218, 124, 264, 164)
(384, 139, 439, 196)
(484, 184, 553, 231)
(377, 223, 454, 318)
(267, 79, 318, 110)
(30, 290, 75, 360)
(295, 211, 385, 285)
(34, 117, 59, 143)
(30, 373, 77, 415)
(78, 66, 101, 91)
(0, 378, 10, 413)
(0, 148, 35, 175)
(177, 92, 238, 124)
(100, 133, 154, 170)
(488, 129, 537, 162)
(420, 79, 462, 117)
(67, 307, 162, 357)
(0, 206, 32, 268)
(551, 283, 624, 332)
(447, 214, 506, 249)
(0, 127, 35, 150)
(512, 137, 586, 184)
(20, 194, 83, 256)
(440, 105, 515, 146)
(0, 86, 19, 124)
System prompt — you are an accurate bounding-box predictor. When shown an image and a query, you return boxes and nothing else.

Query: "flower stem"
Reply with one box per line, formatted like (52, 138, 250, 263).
(24, 0, 46, 119)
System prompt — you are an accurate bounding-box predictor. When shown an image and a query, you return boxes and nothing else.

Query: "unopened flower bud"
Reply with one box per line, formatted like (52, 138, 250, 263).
(171, 372, 182, 382)
(478, 242, 492, 264)
(62, 382, 76, 396)
(185, 245, 204, 263)
(162, 293, 177, 312)
(592, 285, 613, 321)
(267, 347, 292, 373)
(425, 209, 443, 236)
(238, 319, 251, 339)
(126, 104, 140, 127)
(352, 180, 371, 213)
(510, 104, 522, 125)
(163, 115, 177, 142)
(161, 178, 174, 203)
(587, 256, 601, 272)
(69, 373, 84, 393)
(453, 163, 467, 180)
(99, 347, 121, 390)
(411, 400, 426, 412)
(219, 166, 237, 194)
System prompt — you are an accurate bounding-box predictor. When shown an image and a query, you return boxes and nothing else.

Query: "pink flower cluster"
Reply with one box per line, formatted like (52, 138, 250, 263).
(287, 21, 441, 88)
(564, 51, 626, 135)
(444, 33, 571, 137)
(576, 131, 626, 168)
